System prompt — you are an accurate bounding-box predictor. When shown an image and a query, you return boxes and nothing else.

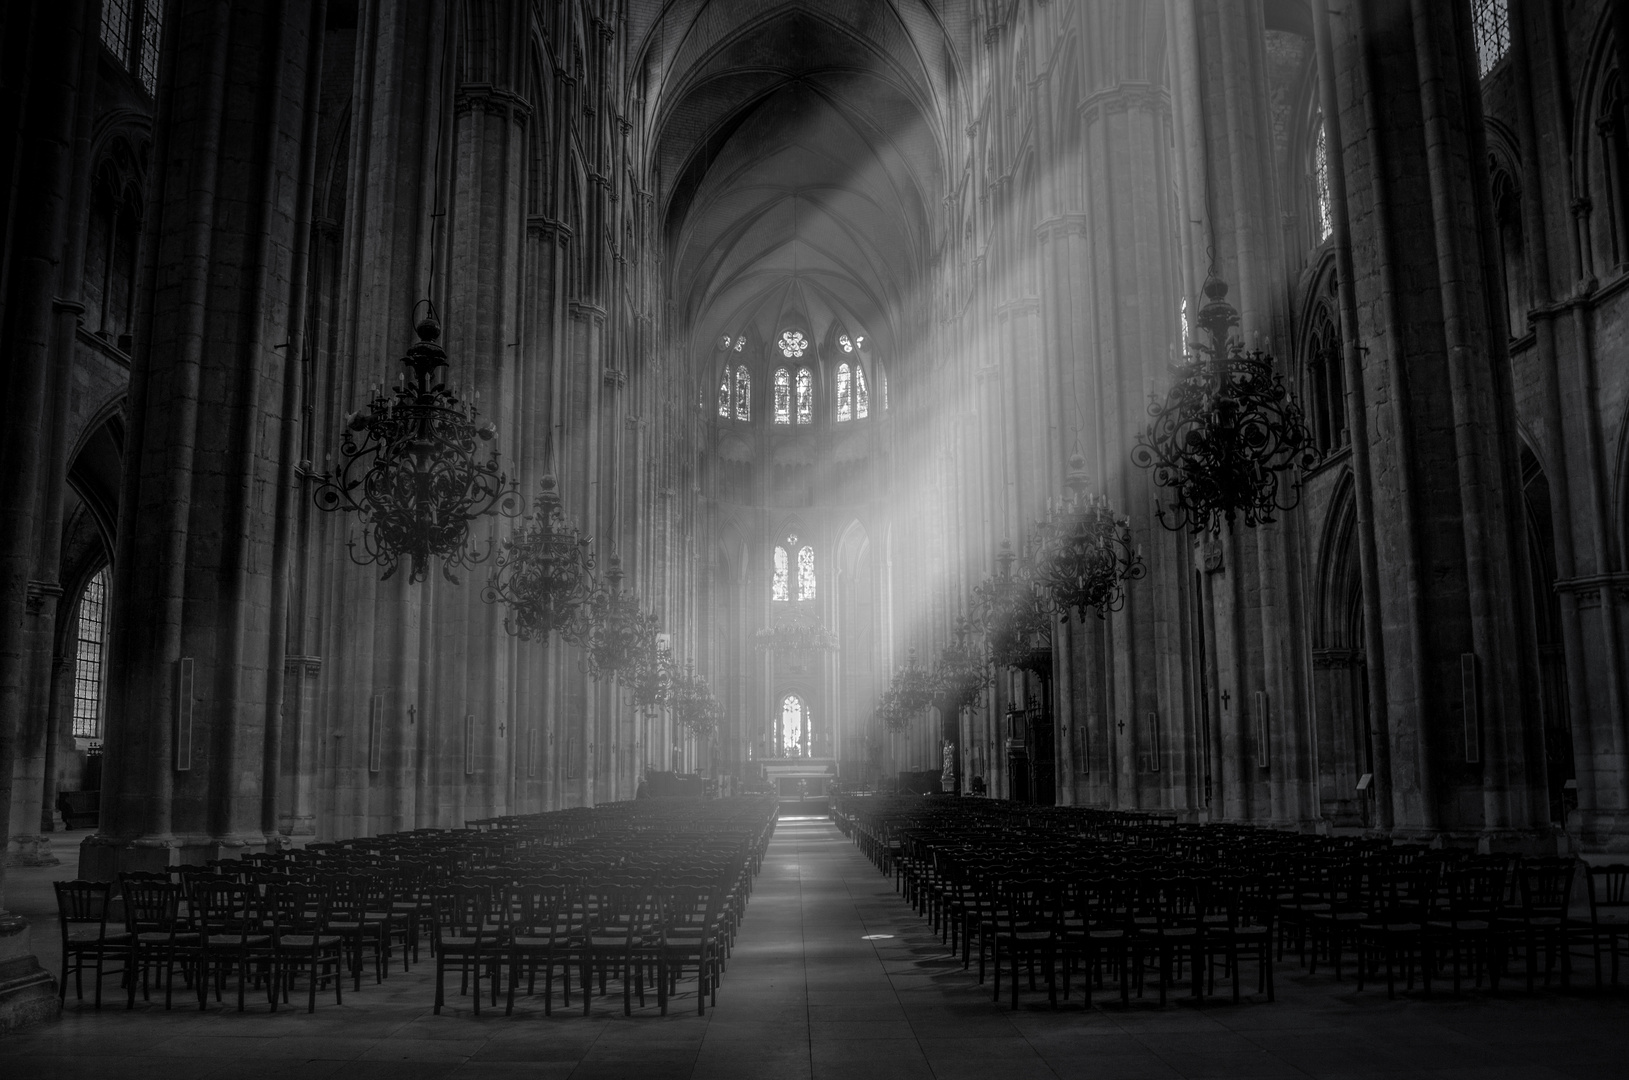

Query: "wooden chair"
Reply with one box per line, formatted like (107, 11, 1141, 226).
(505, 882, 578, 1015)
(118, 876, 198, 1010)
(192, 879, 274, 1011)
(432, 884, 505, 1015)
(54, 880, 131, 1009)
(1580, 864, 1629, 988)
(266, 883, 346, 1013)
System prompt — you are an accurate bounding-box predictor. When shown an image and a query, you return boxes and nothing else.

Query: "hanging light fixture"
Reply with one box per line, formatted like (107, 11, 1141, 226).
(932, 617, 990, 713)
(971, 540, 1054, 674)
(583, 554, 663, 684)
(624, 644, 674, 715)
(1131, 271, 1320, 532)
(671, 662, 724, 739)
(875, 646, 934, 735)
(480, 474, 595, 643)
(1030, 453, 1147, 620)
(313, 306, 521, 583)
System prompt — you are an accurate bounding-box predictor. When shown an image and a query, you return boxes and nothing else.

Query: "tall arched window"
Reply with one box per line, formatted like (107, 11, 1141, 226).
(772, 546, 790, 602)
(797, 545, 816, 601)
(101, 0, 164, 94)
(72, 567, 110, 739)
(795, 368, 813, 424)
(733, 365, 751, 421)
(83, 147, 144, 350)
(835, 363, 852, 422)
(1305, 301, 1348, 454)
(1313, 122, 1333, 243)
(1471, 0, 1510, 78)
(773, 368, 792, 424)
(1492, 167, 1530, 336)
(717, 368, 730, 418)
(780, 694, 806, 757)
(854, 366, 869, 419)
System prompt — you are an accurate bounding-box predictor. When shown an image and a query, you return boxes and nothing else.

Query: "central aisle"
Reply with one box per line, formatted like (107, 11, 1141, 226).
(699, 816, 1056, 1080)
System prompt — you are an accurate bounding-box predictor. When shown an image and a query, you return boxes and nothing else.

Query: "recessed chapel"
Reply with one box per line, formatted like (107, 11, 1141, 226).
(3, 0, 1629, 1061)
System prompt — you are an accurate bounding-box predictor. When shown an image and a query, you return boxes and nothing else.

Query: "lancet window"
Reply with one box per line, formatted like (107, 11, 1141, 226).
(797, 545, 816, 601)
(772, 546, 790, 602)
(780, 695, 806, 757)
(795, 368, 813, 424)
(733, 365, 751, 421)
(1471, 0, 1510, 78)
(773, 368, 792, 424)
(1314, 122, 1333, 243)
(72, 567, 109, 739)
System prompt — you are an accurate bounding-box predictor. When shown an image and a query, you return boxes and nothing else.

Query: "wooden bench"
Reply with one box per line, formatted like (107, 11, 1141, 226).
(56, 790, 99, 830)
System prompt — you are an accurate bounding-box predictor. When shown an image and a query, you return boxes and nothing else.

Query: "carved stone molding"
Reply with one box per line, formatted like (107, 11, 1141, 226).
(1555, 573, 1629, 610)
(569, 301, 606, 325)
(283, 654, 323, 678)
(1312, 649, 1363, 669)
(527, 216, 573, 245)
(25, 580, 62, 617)
(454, 86, 532, 122)
(603, 366, 627, 389)
(1036, 214, 1088, 241)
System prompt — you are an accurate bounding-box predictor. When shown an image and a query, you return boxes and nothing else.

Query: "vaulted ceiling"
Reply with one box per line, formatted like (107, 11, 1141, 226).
(628, 1, 969, 366)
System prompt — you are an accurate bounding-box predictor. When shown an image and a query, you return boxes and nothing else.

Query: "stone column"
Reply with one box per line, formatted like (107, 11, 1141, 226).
(1332, 0, 1548, 842)
(84, 0, 320, 877)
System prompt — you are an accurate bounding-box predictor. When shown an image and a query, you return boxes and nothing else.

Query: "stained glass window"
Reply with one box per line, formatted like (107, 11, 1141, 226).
(1314, 123, 1332, 243)
(734, 337, 744, 351)
(734, 365, 751, 421)
(779, 330, 807, 358)
(718, 369, 730, 418)
(773, 368, 791, 424)
(1471, 0, 1510, 78)
(1179, 296, 1190, 358)
(855, 366, 869, 419)
(720, 335, 732, 349)
(780, 695, 804, 757)
(72, 568, 109, 739)
(795, 368, 813, 424)
(137, 1, 163, 94)
(797, 545, 816, 601)
(835, 364, 852, 422)
(839, 334, 853, 353)
(101, 0, 133, 64)
(772, 546, 789, 602)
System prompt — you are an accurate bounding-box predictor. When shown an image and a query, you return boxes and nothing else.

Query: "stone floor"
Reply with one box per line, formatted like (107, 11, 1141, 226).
(2, 817, 1628, 1079)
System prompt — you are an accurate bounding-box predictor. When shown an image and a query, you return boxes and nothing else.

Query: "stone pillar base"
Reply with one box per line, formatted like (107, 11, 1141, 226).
(0, 916, 59, 1033)
(1572, 809, 1629, 854)
(5, 834, 60, 867)
(78, 832, 275, 880)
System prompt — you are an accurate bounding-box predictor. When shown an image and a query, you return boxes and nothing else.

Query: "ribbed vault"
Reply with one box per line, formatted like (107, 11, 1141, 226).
(633, 0, 963, 364)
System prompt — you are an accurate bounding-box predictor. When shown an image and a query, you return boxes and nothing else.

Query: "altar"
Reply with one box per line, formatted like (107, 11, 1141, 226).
(759, 757, 835, 815)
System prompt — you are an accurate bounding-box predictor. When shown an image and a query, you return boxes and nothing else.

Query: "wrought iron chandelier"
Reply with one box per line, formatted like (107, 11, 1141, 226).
(313, 306, 521, 583)
(932, 617, 990, 713)
(583, 555, 663, 685)
(875, 646, 934, 735)
(875, 686, 909, 734)
(971, 541, 1054, 674)
(1030, 454, 1147, 620)
(670, 662, 723, 739)
(1131, 272, 1320, 532)
(624, 645, 673, 714)
(481, 474, 595, 643)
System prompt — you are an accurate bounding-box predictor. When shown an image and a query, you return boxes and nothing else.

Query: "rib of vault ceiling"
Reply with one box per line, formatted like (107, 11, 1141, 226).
(630, 1, 964, 368)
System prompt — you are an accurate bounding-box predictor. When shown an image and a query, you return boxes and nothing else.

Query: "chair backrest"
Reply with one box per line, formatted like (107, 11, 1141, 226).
(1586, 864, 1629, 921)
(195, 880, 260, 942)
(119, 877, 184, 934)
(266, 882, 326, 935)
(1516, 857, 1577, 919)
(434, 884, 491, 940)
(55, 880, 115, 941)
